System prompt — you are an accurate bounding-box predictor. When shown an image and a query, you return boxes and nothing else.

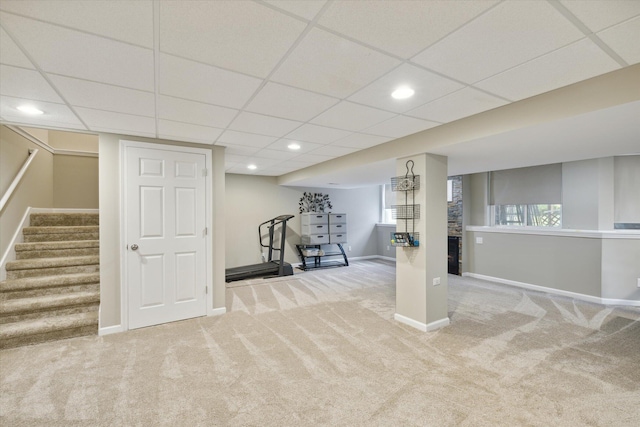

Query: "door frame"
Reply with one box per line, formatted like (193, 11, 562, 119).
(120, 139, 214, 331)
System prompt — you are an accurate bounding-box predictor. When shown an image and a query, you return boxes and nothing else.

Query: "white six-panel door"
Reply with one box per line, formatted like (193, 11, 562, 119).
(125, 145, 207, 329)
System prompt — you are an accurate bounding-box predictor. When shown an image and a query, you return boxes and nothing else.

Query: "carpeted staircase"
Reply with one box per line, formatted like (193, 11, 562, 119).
(0, 212, 100, 349)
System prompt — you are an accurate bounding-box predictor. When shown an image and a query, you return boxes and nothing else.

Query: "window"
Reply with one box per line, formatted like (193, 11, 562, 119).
(490, 164, 562, 228)
(381, 184, 396, 224)
(493, 204, 562, 227)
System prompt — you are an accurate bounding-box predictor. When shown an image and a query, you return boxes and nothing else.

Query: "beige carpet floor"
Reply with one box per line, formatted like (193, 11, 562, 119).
(1, 259, 639, 426)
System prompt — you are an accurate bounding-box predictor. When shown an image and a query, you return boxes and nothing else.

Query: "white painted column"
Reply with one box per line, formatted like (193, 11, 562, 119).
(394, 153, 449, 331)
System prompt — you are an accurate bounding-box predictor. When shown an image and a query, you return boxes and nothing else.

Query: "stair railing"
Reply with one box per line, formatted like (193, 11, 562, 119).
(0, 148, 39, 213)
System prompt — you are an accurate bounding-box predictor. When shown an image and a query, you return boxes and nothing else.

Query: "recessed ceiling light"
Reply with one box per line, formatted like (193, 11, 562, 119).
(247, 164, 257, 170)
(17, 105, 44, 115)
(287, 143, 301, 150)
(391, 86, 415, 100)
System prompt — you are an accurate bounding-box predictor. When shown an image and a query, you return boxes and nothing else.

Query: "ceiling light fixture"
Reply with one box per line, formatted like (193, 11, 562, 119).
(247, 164, 257, 170)
(17, 105, 44, 115)
(391, 86, 415, 100)
(287, 143, 301, 150)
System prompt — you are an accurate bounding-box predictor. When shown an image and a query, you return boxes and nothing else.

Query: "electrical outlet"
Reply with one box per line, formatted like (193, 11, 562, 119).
(387, 245, 390, 251)
(433, 277, 441, 286)
(348, 246, 352, 252)
(476, 237, 483, 244)
(261, 253, 266, 262)
(637, 278, 640, 288)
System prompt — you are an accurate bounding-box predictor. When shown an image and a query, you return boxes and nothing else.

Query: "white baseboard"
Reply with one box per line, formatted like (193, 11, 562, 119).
(462, 272, 640, 307)
(209, 307, 226, 316)
(99, 324, 124, 336)
(0, 207, 32, 281)
(394, 313, 427, 331)
(426, 317, 450, 331)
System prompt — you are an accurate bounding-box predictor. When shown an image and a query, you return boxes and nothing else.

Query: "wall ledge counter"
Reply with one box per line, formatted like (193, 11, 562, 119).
(466, 226, 640, 239)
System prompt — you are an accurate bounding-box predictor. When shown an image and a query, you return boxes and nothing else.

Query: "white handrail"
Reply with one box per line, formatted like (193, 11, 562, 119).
(0, 148, 39, 213)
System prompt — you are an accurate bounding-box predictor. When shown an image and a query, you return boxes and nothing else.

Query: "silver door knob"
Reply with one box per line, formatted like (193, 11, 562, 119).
(130, 244, 139, 251)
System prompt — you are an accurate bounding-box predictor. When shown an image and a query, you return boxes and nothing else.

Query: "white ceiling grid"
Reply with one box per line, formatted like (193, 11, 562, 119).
(0, 0, 638, 177)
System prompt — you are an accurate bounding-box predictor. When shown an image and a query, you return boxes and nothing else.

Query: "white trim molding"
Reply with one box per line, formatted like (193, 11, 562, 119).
(426, 317, 451, 331)
(209, 307, 226, 317)
(394, 313, 427, 331)
(463, 272, 640, 307)
(466, 225, 640, 239)
(99, 324, 124, 336)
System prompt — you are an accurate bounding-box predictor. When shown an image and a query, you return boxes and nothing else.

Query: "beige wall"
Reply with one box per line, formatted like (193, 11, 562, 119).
(53, 155, 99, 209)
(0, 126, 53, 258)
(98, 133, 226, 330)
(467, 231, 603, 297)
(464, 156, 639, 302)
(395, 153, 449, 329)
(48, 130, 98, 152)
(225, 173, 380, 268)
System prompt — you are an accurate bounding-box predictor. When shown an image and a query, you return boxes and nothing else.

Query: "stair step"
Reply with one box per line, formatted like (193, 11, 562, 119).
(6, 255, 99, 271)
(22, 226, 99, 243)
(0, 290, 100, 316)
(6, 256, 99, 280)
(30, 213, 99, 227)
(0, 272, 100, 293)
(16, 247, 99, 260)
(0, 311, 98, 349)
(16, 240, 99, 252)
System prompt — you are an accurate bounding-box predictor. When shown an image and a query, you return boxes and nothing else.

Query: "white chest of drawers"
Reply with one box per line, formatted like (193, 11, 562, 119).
(301, 213, 347, 244)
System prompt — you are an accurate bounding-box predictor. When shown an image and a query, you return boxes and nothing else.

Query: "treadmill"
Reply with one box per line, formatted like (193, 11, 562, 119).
(225, 214, 295, 282)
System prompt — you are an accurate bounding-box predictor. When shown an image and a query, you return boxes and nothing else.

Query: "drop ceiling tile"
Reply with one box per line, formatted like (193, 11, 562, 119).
(158, 95, 237, 129)
(0, 0, 153, 47)
(264, 138, 323, 153)
(0, 28, 34, 68)
(331, 133, 392, 149)
(319, 0, 497, 58)
(311, 101, 395, 132)
(264, 0, 327, 21)
(560, 0, 640, 32)
(292, 153, 334, 164)
(271, 27, 401, 98)
(158, 119, 223, 145)
(75, 107, 155, 137)
(0, 12, 154, 91)
(475, 38, 621, 102)
(364, 115, 440, 138)
(222, 145, 261, 156)
(226, 165, 257, 174)
(246, 82, 339, 121)
(216, 129, 276, 148)
(406, 87, 508, 123)
(225, 154, 251, 164)
(245, 157, 282, 168)
(252, 148, 300, 161)
(0, 65, 62, 102)
(347, 63, 464, 113)
(229, 112, 302, 137)
(412, 1, 584, 84)
(159, 53, 262, 109)
(48, 74, 155, 116)
(0, 96, 85, 129)
(598, 16, 640, 65)
(280, 159, 316, 169)
(159, 1, 306, 78)
(285, 123, 351, 144)
(308, 145, 359, 157)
